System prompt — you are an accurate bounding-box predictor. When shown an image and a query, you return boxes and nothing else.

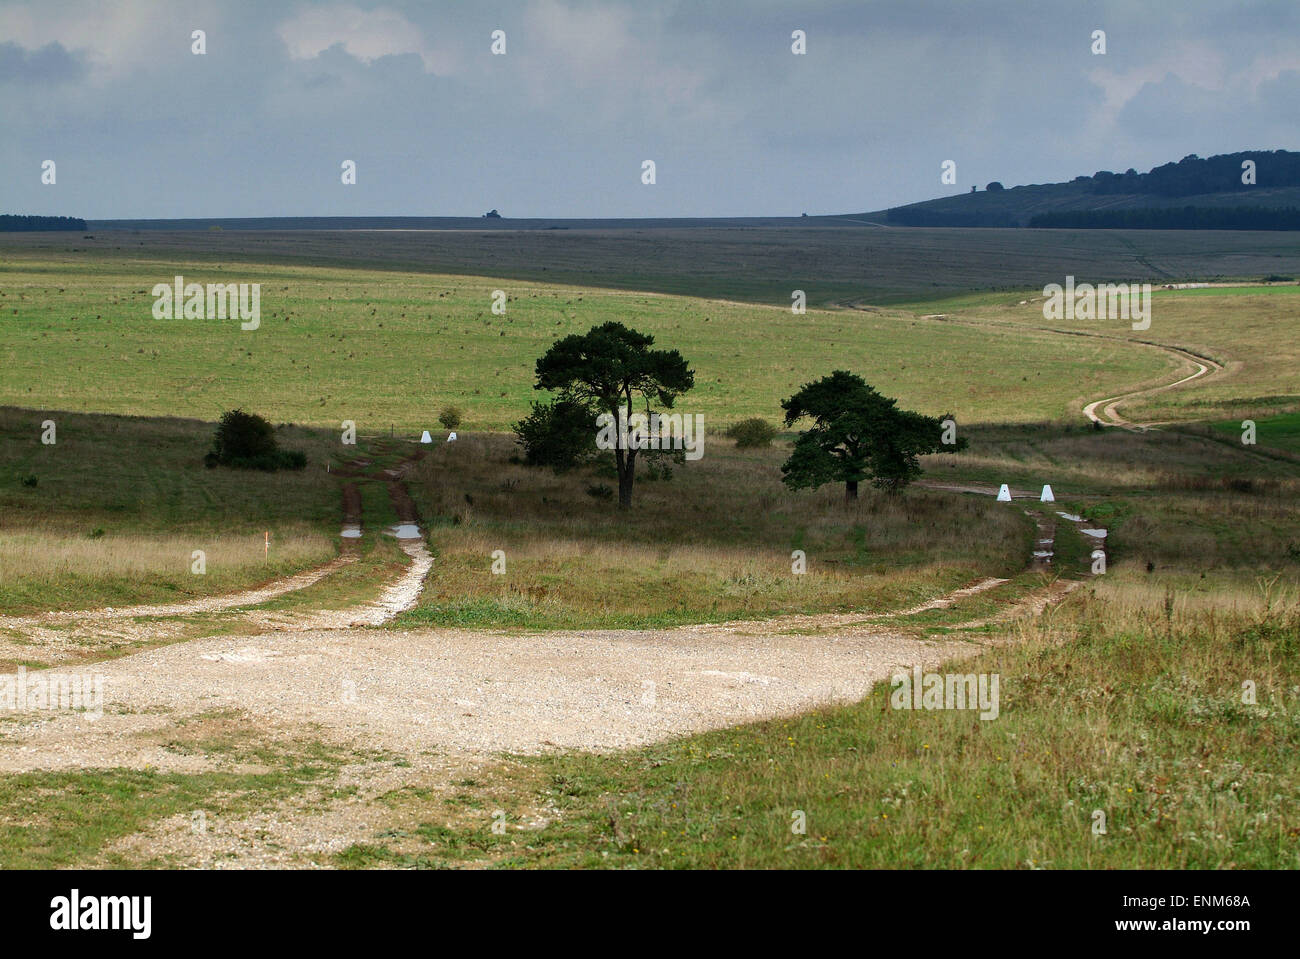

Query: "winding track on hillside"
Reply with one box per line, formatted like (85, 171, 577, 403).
(837, 298, 1228, 430)
(1081, 344, 1223, 430)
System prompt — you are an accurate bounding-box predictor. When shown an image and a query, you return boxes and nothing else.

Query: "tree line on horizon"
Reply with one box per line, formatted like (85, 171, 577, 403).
(1080, 151, 1300, 197)
(1029, 205, 1300, 230)
(887, 150, 1300, 228)
(0, 214, 87, 232)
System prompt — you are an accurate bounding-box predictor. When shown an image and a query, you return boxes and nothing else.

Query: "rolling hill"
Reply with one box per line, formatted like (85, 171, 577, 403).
(864, 150, 1300, 228)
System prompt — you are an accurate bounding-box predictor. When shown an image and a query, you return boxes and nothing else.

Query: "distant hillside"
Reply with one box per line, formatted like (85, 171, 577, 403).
(866, 150, 1300, 228)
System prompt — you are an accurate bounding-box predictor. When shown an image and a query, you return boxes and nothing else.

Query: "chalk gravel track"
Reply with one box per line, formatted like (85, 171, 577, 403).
(1, 496, 1068, 867)
(1, 560, 1050, 865)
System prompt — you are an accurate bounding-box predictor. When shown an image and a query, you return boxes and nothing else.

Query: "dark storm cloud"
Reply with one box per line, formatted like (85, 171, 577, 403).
(1, 0, 1297, 218)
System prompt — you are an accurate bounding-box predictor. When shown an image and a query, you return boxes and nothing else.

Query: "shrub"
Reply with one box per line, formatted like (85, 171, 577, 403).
(20, 474, 37, 488)
(438, 405, 463, 430)
(513, 397, 598, 472)
(725, 417, 779, 449)
(206, 409, 305, 471)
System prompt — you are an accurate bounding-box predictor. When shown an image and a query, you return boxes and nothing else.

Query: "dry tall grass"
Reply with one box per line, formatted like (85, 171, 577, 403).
(402, 432, 1028, 628)
(0, 525, 334, 612)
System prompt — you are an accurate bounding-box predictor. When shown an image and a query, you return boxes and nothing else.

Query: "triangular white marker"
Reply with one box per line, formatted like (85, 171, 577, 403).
(997, 484, 1012, 502)
(420, 430, 432, 443)
(1041, 484, 1055, 502)
(447, 432, 457, 442)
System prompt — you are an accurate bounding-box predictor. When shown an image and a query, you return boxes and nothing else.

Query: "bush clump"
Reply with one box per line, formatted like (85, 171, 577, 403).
(438, 405, 463, 430)
(514, 397, 599, 472)
(725, 417, 779, 449)
(204, 409, 306, 471)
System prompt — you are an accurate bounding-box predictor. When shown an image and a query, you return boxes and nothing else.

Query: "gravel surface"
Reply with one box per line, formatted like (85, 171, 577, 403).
(0, 515, 1047, 867)
(1, 619, 979, 771)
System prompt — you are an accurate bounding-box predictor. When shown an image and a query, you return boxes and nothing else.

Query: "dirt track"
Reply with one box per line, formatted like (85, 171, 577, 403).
(1082, 343, 1223, 429)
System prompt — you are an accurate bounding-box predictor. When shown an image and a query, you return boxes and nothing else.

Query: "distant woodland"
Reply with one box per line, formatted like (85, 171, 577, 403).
(0, 214, 88, 231)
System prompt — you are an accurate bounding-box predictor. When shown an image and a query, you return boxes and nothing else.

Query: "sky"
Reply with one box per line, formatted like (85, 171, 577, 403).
(3, 0, 1299, 219)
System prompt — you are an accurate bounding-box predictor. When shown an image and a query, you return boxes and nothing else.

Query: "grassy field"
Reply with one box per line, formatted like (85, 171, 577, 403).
(0, 407, 414, 614)
(1, 234, 1296, 870)
(1212, 411, 1300, 453)
(1, 250, 1293, 619)
(7, 224, 1300, 306)
(0, 253, 1171, 432)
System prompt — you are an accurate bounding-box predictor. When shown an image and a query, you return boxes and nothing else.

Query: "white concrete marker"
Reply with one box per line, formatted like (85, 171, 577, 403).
(419, 430, 432, 443)
(447, 432, 457, 442)
(997, 484, 1012, 502)
(1041, 484, 1055, 502)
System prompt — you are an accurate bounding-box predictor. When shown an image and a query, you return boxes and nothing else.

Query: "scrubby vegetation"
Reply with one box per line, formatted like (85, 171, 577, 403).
(205, 409, 306, 471)
(724, 417, 778, 448)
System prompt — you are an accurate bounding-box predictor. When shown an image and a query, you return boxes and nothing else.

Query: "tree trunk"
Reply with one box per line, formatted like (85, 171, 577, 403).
(617, 448, 636, 510)
(844, 480, 859, 503)
(618, 470, 634, 509)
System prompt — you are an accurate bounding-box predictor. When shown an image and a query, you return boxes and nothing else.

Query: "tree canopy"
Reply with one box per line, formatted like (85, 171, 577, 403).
(532, 321, 693, 508)
(780, 371, 961, 500)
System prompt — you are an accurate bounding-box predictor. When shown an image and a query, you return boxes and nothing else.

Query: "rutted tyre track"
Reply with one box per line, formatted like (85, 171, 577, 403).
(1082, 343, 1223, 430)
(249, 448, 435, 630)
(0, 451, 435, 662)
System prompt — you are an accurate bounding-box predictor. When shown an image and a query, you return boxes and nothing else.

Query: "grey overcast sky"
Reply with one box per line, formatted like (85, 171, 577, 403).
(3, 0, 1299, 219)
